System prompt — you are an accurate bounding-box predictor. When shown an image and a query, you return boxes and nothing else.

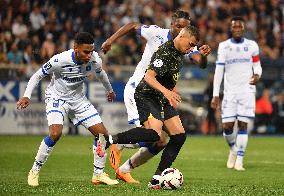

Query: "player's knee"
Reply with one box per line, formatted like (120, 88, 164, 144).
(222, 123, 234, 134)
(49, 124, 63, 141)
(238, 121, 247, 130)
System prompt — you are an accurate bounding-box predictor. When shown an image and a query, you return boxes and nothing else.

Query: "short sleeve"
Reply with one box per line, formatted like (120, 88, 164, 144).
(148, 55, 168, 77)
(138, 25, 161, 41)
(216, 43, 226, 66)
(41, 55, 60, 75)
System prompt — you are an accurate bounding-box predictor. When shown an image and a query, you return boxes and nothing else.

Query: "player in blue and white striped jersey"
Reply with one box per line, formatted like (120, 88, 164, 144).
(101, 10, 211, 183)
(16, 32, 119, 186)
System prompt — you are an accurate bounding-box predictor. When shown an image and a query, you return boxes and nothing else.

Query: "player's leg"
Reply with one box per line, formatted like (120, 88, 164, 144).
(148, 103, 186, 189)
(109, 85, 142, 170)
(221, 93, 238, 168)
(234, 121, 248, 171)
(71, 97, 118, 185)
(234, 92, 255, 171)
(116, 131, 168, 183)
(108, 93, 163, 144)
(28, 98, 66, 186)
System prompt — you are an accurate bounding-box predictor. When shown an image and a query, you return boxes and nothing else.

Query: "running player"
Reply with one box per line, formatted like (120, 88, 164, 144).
(211, 16, 262, 171)
(101, 10, 211, 183)
(135, 25, 200, 188)
(17, 32, 162, 187)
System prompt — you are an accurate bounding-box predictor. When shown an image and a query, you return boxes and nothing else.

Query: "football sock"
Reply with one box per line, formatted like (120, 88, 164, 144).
(31, 136, 56, 172)
(119, 147, 154, 173)
(93, 139, 106, 176)
(223, 129, 237, 153)
(116, 143, 140, 151)
(155, 133, 186, 175)
(111, 127, 160, 144)
(235, 130, 248, 165)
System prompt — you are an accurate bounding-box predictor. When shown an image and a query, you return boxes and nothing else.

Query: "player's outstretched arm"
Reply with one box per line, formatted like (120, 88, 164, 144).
(101, 22, 141, 54)
(191, 44, 211, 69)
(95, 68, 116, 102)
(16, 69, 46, 110)
(16, 97, 30, 110)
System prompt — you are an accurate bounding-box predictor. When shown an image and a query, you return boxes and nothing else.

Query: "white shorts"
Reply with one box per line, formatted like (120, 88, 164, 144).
(222, 92, 255, 123)
(124, 81, 141, 127)
(45, 95, 102, 128)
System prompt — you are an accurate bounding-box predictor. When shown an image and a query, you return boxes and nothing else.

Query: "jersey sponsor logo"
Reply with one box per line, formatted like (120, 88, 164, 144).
(225, 58, 250, 65)
(43, 62, 52, 70)
(62, 76, 86, 83)
(153, 59, 163, 67)
(142, 25, 150, 28)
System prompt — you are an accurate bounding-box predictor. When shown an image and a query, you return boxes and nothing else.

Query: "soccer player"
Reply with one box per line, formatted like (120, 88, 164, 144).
(134, 25, 200, 188)
(101, 10, 211, 183)
(16, 32, 161, 187)
(211, 16, 262, 171)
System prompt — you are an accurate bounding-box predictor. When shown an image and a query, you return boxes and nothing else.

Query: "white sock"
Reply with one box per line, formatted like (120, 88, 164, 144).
(93, 141, 106, 176)
(223, 130, 237, 153)
(116, 143, 140, 151)
(31, 139, 54, 172)
(235, 130, 248, 165)
(119, 147, 154, 173)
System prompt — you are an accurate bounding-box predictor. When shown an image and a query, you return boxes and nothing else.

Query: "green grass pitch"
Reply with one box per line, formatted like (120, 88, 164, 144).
(0, 135, 283, 195)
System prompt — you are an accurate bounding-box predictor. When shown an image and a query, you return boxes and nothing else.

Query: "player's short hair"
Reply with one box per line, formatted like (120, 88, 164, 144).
(74, 32, 94, 45)
(184, 25, 200, 42)
(172, 10, 191, 21)
(231, 16, 245, 23)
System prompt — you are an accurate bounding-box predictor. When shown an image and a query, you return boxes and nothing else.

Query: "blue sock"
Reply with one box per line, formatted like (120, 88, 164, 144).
(44, 136, 56, 147)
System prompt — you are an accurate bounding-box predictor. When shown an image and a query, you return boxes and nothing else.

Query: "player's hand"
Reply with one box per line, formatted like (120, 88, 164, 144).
(16, 97, 30, 110)
(107, 91, 116, 102)
(249, 74, 260, 85)
(101, 39, 112, 54)
(211, 96, 220, 110)
(199, 45, 211, 56)
(163, 89, 181, 107)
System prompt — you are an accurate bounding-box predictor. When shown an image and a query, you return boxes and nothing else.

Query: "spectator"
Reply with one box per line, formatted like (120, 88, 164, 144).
(29, 5, 45, 32)
(41, 33, 55, 61)
(23, 44, 33, 65)
(11, 15, 28, 38)
(0, 44, 7, 63)
(272, 91, 284, 134)
(255, 89, 273, 133)
(7, 42, 22, 64)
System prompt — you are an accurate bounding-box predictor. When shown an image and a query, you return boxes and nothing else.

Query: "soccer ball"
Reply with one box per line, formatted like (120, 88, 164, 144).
(161, 168, 184, 189)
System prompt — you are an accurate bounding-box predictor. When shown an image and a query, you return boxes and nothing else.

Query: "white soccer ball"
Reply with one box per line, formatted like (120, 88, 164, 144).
(161, 168, 184, 189)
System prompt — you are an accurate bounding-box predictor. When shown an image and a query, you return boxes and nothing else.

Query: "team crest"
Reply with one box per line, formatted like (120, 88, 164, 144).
(244, 47, 248, 51)
(153, 59, 163, 67)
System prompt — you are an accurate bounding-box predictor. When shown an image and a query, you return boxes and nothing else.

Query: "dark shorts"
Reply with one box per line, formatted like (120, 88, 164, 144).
(134, 92, 179, 126)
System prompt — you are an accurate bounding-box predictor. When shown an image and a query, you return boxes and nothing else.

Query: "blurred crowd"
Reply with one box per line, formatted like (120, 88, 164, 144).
(0, 0, 283, 76)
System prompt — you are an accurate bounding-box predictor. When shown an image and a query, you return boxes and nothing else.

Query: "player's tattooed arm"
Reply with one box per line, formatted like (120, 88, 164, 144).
(101, 22, 141, 54)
